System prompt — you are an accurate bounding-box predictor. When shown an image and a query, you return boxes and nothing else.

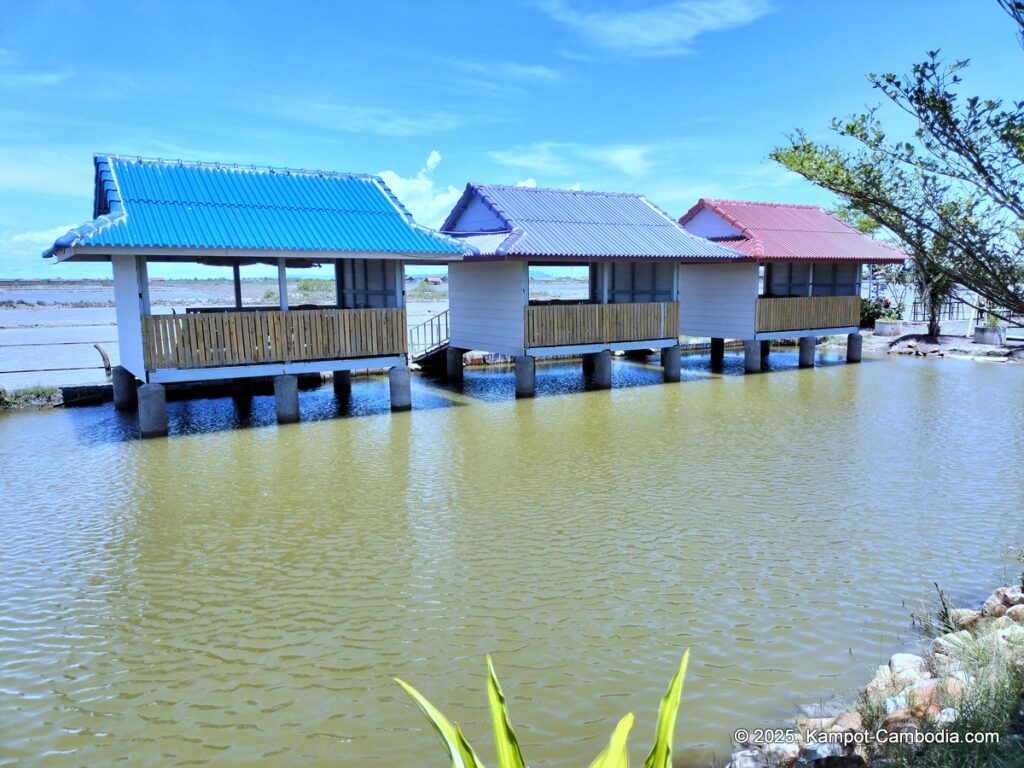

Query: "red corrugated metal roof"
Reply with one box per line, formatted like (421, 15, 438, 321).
(679, 199, 906, 263)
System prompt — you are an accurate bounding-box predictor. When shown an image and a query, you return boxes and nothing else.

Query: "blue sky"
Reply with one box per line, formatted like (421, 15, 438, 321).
(0, 0, 1019, 279)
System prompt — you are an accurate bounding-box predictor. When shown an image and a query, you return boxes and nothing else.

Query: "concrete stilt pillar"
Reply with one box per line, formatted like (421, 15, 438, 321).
(662, 344, 681, 382)
(760, 340, 771, 364)
(710, 338, 725, 369)
(743, 340, 762, 373)
(847, 332, 863, 363)
(333, 370, 351, 398)
(230, 377, 252, 399)
(582, 353, 596, 376)
(112, 365, 138, 411)
(514, 355, 536, 398)
(445, 347, 464, 381)
(798, 336, 816, 368)
(274, 374, 299, 423)
(389, 366, 412, 411)
(593, 349, 612, 389)
(138, 382, 167, 438)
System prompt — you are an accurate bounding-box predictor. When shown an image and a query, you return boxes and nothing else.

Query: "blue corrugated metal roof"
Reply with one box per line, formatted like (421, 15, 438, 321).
(44, 155, 466, 259)
(441, 183, 743, 261)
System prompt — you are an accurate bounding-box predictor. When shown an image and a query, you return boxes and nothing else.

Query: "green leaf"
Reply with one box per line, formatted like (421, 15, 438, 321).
(486, 655, 528, 768)
(589, 713, 634, 768)
(641, 650, 690, 768)
(395, 677, 487, 768)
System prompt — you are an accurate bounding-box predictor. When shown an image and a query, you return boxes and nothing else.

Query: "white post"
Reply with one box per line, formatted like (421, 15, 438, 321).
(395, 259, 406, 308)
(599, 262, 610, 304)
(232, 263, 242, 309)
(278, 258, 288, 310)
(136, 256, 151, 316)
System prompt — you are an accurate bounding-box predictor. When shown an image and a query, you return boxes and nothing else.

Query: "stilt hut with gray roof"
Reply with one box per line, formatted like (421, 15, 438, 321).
(439, 183, 743, 396)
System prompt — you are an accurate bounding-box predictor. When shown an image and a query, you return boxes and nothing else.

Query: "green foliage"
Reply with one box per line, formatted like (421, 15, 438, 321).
(295, 279, 333, 295)
(771, 3, 1024, 322)
(408, 280, 441, 299)
(262, 288, 277, 302)
(397, 651, 690, 768)
(861, 297, 904, 326)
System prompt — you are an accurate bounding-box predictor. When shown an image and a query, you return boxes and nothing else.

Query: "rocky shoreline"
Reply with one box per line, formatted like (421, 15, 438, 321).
(859, 332, 1024, 364)
(724, 584, 1024, 767)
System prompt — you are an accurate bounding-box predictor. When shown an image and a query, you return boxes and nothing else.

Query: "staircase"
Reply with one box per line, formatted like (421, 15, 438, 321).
(408, 309, 450, 364)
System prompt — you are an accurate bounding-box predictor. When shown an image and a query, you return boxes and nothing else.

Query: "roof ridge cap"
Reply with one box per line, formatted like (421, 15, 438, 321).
(100, 153, 379, 180)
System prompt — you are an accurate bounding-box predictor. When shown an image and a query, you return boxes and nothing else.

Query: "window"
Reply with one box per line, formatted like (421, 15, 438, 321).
(608, 262, 675, 303)
(765, 262, 811, 297)
(337, 259, 400, 308)
(811, 263, 860, 297)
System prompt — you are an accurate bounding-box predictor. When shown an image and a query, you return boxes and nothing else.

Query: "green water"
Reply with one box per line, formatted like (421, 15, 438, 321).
(2, 351, 1022, 767)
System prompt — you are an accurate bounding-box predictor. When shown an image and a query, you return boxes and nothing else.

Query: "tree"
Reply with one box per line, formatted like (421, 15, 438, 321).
(771, 0, 1024, 323)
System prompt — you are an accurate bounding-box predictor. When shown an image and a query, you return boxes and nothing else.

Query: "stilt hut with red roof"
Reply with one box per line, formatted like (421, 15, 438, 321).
(679, 199, 905, 371)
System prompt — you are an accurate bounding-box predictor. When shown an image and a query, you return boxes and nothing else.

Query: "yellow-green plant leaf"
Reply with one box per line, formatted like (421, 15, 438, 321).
(395, 677, 486, 768)
(641, 650, 690, 768)
(486, 655, 528, 768)
(588, 712, 634, 768)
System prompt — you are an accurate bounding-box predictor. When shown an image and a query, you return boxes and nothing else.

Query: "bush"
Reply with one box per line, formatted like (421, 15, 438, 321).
(861, 297, 904, 327)
(407, 280, 439, 299)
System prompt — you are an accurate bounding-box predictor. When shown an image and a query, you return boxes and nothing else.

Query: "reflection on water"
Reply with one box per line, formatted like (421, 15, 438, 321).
(2, 353, 1023, 767)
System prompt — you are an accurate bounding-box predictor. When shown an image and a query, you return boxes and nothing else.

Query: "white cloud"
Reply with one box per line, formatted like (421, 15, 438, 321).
(0, 225, 75, 275)
(540, 0, 773, 56)
(515, 178, 538, 188)
(494, 63, 562, 82)
(260, 95, 467, 138)
(491, 142, 655, 178)
(378, 151, 463, 228)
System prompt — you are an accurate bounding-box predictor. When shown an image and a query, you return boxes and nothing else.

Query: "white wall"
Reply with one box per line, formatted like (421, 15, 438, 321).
(448, 196, 506, 233)
(681, 207, 743, 238)
(679, 262, 759, 340)
(449, 260, 526, 356)
(111, 254, 146, 378)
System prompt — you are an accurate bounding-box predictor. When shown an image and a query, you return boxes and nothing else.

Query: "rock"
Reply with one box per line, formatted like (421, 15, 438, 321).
(986, 615, 1015, 632)
(797, 716, 835, 734)
(798, 742, 844, 764)
(1007, 604, 1024, 622)
(880, 708, 918, 733)
(828, 712, 863, 734)
(729, 748, 769, 767)
(764, 741, 800, 766)
(932, 630, 973, 657)
(905, 677, 965, 708)
(948, 608, 981, 629)
(883, 694, 907, 714)
(996, 585, 1024, 607)
(993, 623, 1024, 656)
(981, 595, 1008, 617)
(934, 707, 959, 725)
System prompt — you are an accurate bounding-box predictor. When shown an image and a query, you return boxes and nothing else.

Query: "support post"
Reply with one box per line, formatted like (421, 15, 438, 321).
(112, 365, 138, 411)
(138, 383, 167, 438)
(582, 352, 596, 376)
(760, 340, 771, 364)
(274, 374, 299, 423)
(446, 347, 464, 381)
(593, 349, 612, 389)
(662, 344, 681, 383)
(333, 370, 351, 397)
(230, 377, 252, 399)
(515, 355, 536, 398)
(232, 263, 242, 309)
(798, 336, 816, 368)
(389, 366, 412, 411)
(743, 340, 762, 373)
(277, 258, 288, 311)
(847, 332, 863, 363)
(710, 337, 725, 369)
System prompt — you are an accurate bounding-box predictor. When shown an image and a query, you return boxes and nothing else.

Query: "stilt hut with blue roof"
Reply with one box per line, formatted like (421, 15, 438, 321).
(439, 183, 742, 396)
(45, 155, 465, 435)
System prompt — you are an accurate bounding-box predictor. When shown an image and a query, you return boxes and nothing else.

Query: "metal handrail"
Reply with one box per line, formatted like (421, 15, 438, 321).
(408, 309, 450, 361)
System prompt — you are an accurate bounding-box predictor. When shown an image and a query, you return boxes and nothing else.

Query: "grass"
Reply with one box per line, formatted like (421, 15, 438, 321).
(0, 385, 60, 410)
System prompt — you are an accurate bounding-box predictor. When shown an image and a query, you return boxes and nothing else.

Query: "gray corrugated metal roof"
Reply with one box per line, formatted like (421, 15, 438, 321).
(44, 155, 467, 260)
(441, 184, 743, 261)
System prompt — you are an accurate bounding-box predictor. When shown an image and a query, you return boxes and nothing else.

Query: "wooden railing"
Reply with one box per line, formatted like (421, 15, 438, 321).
(143, 308, 407, 371)
(524, 302, 679, 348)
(755, 296, 861, 333)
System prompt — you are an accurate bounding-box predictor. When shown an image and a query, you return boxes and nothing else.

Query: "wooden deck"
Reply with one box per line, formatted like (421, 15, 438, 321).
(143, 308, 407, 371)
(755, 296, 861, 333)
(524, 302, 679, 348)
